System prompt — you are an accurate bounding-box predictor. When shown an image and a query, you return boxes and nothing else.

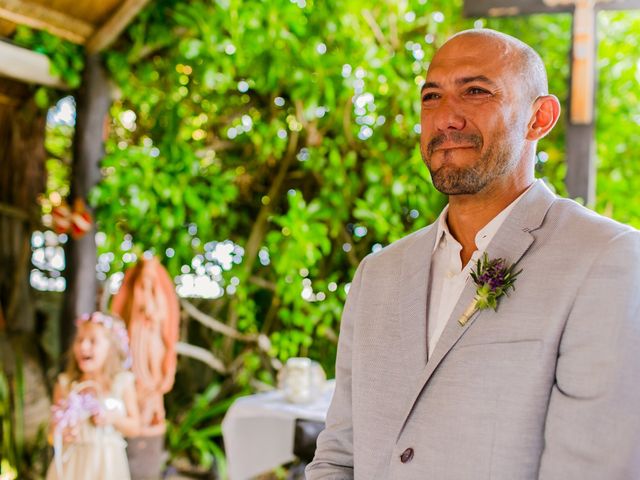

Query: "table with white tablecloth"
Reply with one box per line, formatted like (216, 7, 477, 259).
(221, 380, 334, 480)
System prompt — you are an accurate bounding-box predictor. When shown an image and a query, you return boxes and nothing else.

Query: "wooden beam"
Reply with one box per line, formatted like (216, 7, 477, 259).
(0, 40, 67, 88)
(0, 0, 94, 44)
(464, 0, 572, 16)
(0, 91, 19, 106)
(464, 0, 640, 16)
(0, 17, 16, 36)
(85, 0, 150, 53)
(0, 202, 30, 219)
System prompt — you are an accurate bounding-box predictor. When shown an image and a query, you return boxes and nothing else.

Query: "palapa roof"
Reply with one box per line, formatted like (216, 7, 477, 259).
(0, 0, 150, 53)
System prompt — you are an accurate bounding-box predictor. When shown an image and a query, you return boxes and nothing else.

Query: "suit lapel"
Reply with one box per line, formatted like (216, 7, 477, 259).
(394, 180, 557, 440)
(398, 223, 439, 371)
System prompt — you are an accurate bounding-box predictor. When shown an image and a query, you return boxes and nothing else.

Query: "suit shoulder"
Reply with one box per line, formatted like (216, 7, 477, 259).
(361, 224, 435, 266)
(549, 197, 638, 243)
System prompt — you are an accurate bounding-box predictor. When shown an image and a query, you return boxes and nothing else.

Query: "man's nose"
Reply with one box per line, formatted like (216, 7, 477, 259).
(433, 99, 466, 131)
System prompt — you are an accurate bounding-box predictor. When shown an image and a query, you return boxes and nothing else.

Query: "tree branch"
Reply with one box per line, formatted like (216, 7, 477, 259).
(242, 112, 300, 275)
(362, 10, 394, 54)
(181, 298, 255, 341)
(0, 202, 30, 221)
(389, 14, 400, 50)
(248, 275, 276, 291)
(342, 98, 356, 149)
(260, 294, 280, 335)
(340, 226, 360, 268)
(175, 341, 226, 373)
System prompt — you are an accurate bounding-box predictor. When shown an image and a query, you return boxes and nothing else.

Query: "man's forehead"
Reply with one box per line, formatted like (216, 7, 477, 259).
(426, 44, 511, 84)
(437, 33, 511, 57)
(429, 35, 511, 69)
(425, 59, 505, 85)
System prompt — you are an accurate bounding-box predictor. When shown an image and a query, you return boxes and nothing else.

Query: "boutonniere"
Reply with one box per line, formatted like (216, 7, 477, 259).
(458, 253, 522, 326)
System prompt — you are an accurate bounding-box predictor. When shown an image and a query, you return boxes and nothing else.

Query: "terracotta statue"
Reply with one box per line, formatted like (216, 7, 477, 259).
(111, 256, 180, 435)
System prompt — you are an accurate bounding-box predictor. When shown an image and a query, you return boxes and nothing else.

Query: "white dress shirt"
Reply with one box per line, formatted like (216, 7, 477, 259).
(427, 184, 534, 356)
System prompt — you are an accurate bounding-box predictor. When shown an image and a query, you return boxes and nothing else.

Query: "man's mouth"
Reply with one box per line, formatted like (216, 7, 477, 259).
(434, 143, 476, 151)
(427, 133, 483, 156)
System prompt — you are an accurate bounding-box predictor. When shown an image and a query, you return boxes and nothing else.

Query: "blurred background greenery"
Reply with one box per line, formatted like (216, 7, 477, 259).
(2, 0, 639, 477)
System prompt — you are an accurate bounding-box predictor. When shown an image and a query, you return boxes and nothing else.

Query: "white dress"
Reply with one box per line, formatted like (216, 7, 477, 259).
(46, 371, 134, 480)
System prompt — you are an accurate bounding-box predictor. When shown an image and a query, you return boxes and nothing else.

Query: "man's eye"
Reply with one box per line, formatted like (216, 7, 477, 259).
(422, 92, 439, 102)
(467, 87, 489, 95)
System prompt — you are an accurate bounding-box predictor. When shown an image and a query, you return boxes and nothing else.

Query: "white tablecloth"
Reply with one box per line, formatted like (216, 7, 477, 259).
(222, 380, 335, 480)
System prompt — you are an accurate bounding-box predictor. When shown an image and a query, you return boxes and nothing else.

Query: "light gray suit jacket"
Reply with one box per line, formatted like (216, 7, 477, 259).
(306, 181, 640, 479)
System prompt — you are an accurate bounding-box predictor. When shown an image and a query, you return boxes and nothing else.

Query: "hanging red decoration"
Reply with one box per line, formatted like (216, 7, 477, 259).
(50, 198, 93, 239)
(70, 198, 93, 239)
(51, 201, 72, 234)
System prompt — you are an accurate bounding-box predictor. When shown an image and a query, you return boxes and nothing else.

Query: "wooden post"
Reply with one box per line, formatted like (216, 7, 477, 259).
(565, 125, 596, 203)
(565, 0, 598, 204)
(0, 76, 46, 333)
(61, 54, 110, 352)
(0, 75, 52, 450)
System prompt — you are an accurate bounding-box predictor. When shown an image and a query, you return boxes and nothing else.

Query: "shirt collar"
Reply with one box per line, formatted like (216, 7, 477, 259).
(432, 181, 537, 254)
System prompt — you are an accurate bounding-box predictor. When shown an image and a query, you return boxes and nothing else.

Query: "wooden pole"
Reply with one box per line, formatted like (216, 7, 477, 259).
(565, 2, 598, 204)
(0, 76, 45, 333)
(61, 54, 110, 352)
(565, 124, 596, 204)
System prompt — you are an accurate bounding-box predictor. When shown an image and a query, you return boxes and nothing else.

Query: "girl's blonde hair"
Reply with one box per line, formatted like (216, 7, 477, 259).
(65, 312, 132, 386)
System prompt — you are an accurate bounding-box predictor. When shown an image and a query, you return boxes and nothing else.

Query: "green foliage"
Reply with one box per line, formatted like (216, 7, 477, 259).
(12, 26, 85, 86)
(12, 26, 85, 108)
(166, 381, 239, 476)
(42, 120, 75, 214)
(10, 25, 81, 213)
(0, 358, 24, 476)
(0, 352, 48, 480)
(593, 12, 640, 227)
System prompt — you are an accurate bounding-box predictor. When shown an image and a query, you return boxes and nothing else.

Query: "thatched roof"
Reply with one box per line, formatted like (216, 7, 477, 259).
(0, 0, 150, 53)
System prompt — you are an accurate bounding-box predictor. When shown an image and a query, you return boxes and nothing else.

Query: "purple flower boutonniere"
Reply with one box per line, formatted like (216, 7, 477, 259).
(458, 253, 522, 326)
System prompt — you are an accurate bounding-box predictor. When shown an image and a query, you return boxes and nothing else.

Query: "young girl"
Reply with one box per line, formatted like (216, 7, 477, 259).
(46, 312, 141, 480)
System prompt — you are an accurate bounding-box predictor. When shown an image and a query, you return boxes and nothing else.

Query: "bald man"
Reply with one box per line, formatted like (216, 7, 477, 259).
(306, 29, 640, 479)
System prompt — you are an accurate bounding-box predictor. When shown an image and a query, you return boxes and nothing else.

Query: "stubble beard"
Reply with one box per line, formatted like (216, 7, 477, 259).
(422, 132, 516, 196)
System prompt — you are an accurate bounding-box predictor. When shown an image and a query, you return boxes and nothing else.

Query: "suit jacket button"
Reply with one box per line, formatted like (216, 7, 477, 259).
(400, 447, 414, 463)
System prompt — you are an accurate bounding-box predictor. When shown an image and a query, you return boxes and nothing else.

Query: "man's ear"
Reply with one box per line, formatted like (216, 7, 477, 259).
(526, 95, 561, 141)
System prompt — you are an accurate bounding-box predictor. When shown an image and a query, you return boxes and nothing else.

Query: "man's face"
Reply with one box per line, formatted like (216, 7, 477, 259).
(420, 35, 530, 195)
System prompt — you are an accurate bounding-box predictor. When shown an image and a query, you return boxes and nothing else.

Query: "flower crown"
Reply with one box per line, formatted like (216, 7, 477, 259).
(76, 311, 132, 369)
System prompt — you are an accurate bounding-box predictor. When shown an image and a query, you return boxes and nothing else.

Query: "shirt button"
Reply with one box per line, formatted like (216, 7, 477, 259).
(400, 447, 414, 463)
(446, 271, 455, 279)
